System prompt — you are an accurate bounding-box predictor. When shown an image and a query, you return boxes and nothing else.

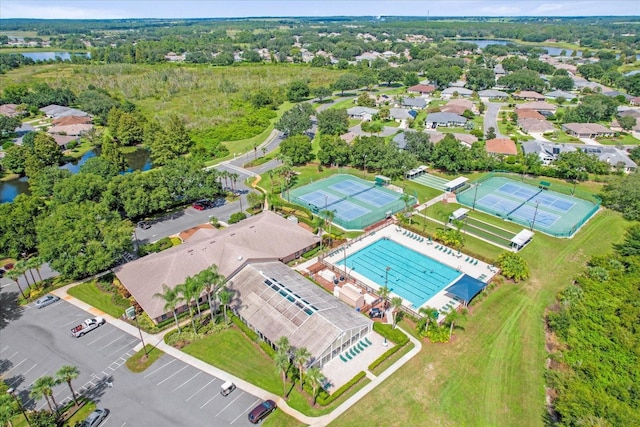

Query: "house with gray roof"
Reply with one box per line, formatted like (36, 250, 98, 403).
(425, 112, 467, 128)
(346, 106, 378, 121)
(522, 140, 636, 172)
(518, 118, 555, 134)
(40, 105, 90, 119)
(545, 90, 576, 101)
(400, 97, 427, 109)
(441, 87, 473, 99)
(478, 89, 509, 100)
(389, 108, 415, 121)
(228, 261, 373, 368)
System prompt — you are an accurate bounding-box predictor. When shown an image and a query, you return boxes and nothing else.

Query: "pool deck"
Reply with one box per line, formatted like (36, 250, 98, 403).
(323, 224, 500, 315)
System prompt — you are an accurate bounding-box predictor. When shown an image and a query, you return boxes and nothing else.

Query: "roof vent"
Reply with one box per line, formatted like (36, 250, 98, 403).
(237, 255, 243, 261)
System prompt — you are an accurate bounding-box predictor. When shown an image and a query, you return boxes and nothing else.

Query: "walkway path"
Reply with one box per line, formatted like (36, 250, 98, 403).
(51, 277, 423, 427)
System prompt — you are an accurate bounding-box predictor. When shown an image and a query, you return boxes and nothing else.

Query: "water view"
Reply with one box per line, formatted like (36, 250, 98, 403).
(0, 147, 152, 203)
(21, 51, 90, 61)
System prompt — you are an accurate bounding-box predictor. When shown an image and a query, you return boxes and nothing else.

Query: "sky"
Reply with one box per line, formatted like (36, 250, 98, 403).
(1, 0, 638, 20)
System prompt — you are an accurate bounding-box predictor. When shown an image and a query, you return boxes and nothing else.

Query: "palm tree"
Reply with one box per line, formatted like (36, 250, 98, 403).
(275, 351, 290, 397)
(391, 296, 403, 328)
(153, 284, 181, 333)
(417, 306, 439, 336)
(217, 286, 233, 323)
(56, 365, 80, 405)
(275, 336, 291, 355)
(0, 393, 19, 426)
(230, 172, 240, 192)
(401, 193, 413, 224)
(6, 268, 27, 299)
(197, 266, 225, 323)
(26, 256, 43, 283)
(305, 366, 325, 405)
(378, 284, 390, 311)
(320, 209, 336, 249)
(184, 275, 204, 318)
(31, 376, 57, 413)
(293, 347, 311, 386)
(15, 259, 36, 287)
(175, 281, 197, 333)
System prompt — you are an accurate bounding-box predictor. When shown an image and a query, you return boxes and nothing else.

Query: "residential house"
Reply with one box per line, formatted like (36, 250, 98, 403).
(0, 104, 24, 118)
(515, 101, 557, 114)
(516, 109, 546, 120)
(164, 52, 186, 62)
(40, 105, 90, 119)
(522, 140, 636, 173)
(50, 134, 80, 150)
(518, 118, 555, 134)
(52, 116, 92, 126)
(513, 91, 546, 101)
(346, 106, 378, 121)
(441, 87, 473, 99)
(400, 97, 427, 109)
(630, 97, 640, 107)
(407, 84, 436, 95)
(440, 104, 467, 116)
(340, 131, 358, 144)
(425, 112, 467, 128)
(13, 123, 35, 136)
(545, 90, 577, 101)
(394, 130, 476, 149)
(48, 123, 94, 136)
(485, 138, 518, 156)
(493, 64, 506, 80)
(478, 89, 509, 100)
(389, 108, 416, 122)
(562, 123, 614, 138)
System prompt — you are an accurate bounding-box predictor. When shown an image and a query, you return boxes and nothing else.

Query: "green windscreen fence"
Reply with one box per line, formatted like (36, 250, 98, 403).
(456, 172, 600, 238)
(288, 174, 414, 230)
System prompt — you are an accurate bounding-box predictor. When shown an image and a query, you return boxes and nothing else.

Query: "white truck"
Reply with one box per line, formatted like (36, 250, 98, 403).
(71, 317, 105, 337)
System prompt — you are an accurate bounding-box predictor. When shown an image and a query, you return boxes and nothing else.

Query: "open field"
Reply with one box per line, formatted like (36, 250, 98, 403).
(331, 206, 627, 427)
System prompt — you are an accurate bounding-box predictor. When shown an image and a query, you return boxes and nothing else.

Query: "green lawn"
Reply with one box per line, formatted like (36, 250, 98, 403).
(596, 133, 640, 145)
(67, 282, 126, 318)
(331, 208, 628, 427)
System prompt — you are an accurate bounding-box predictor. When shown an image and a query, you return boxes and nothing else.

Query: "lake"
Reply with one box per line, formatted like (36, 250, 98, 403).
(21, 51, 90, 61)
(458, 39, 585, 57)
(0, 147, 152, 203)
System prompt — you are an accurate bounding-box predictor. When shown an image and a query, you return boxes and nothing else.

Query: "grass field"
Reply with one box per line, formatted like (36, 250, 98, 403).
(331, 207, 627, 427)
(67, 282, 126, 318)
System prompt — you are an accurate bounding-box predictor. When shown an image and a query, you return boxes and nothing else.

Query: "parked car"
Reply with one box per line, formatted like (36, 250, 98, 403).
(220, 381, 236, 396)
(80, 408, 109, 427)
(192, 201, 206, 210)
(35, 294, 60, 309)
(369, 307, 384, 318)
(71, 317, 105, 338)
(248, 399, 277, 424)
(137, 221, 151, 230)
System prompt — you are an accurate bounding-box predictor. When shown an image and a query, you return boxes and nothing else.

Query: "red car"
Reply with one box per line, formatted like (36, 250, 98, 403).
(192, 202, 206, 210)
(248, 400, 277, 424)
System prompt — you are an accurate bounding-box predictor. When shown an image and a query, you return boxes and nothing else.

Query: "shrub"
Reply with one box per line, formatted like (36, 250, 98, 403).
(228, 212, 247, 224)
(373, 322, 409, 345)
(316, 371, 366, 406)
(368, 344, 403, 371)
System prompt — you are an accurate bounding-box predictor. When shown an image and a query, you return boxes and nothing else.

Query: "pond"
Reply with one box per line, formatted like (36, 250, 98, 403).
(21, 51, 90, 61)
(0, 147, 152, 203)
(458, 39, 585, 57)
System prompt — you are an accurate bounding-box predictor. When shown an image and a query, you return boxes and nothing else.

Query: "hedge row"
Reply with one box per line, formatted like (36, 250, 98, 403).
(231, 314, 277, 357)
(373, 322, 409, 346)
(368, 344, 403, 371)
(316, 371, 367, 406)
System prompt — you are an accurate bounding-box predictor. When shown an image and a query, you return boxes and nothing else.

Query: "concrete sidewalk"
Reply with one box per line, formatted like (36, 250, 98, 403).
(52, 278, 422, 426)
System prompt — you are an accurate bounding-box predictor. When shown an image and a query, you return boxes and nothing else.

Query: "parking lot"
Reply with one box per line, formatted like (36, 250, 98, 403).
(1, 297, 263, 426)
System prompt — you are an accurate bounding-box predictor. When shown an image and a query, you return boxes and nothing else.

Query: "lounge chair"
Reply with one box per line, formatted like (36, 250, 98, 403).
(346, 352, 352, 360)
(448, 249, 452, 255)
(474, 259, 478, 266)
(465, 256, 470, 262)
(435, 244, 440, 249)
(365, 337, 372, 346)
(350, 348, 357, 357)
(340, 354, 348, 362)
(358, 342, 365, 351)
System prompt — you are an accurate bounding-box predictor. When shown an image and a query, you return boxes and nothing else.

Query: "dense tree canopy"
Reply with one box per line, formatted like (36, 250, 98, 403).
(317, 108, 349, 135)
(599, 173, 640, 221)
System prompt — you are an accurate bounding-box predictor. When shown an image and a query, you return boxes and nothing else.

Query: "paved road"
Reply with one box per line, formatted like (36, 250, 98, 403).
(483, 102, 506, 138)
(0, 295, 261, 426)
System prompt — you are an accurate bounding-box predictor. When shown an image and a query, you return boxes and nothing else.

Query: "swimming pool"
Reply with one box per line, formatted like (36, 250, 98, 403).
(337, 238, 462, 308)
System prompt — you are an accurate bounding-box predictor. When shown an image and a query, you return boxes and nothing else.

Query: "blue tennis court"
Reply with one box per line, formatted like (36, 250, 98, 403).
(289, 174, 414, 229)
(456, 175, 599, 237)
(298, 190, 342, 208)
(330, 179, 371, 196)
(337, 238, 462, 308)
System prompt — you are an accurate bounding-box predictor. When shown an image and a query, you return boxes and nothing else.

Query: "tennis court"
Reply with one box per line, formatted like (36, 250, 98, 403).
(457, 175, 599, 237)
(290, 174, 413, 230)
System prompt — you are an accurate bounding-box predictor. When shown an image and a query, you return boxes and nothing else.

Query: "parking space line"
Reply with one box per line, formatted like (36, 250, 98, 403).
(199, 393, 219, 410)
(98, 335, 126, 351)
(157, 365, 188, 386)
(231, 397, 260, 425)
(186, 379, 214, 401)
(214, 392, 244, 414)
(105, 340, 138, 357)
(3, 351, 18, 361)
(61, 316, 89, 328)
(143, 359, 175, 378)
(5, 357, 27, 374)
(0, 345, 10, 355)
(88, 328, 117, 345)
(171, 372, 201, 392)
(7, 363, 38, 386)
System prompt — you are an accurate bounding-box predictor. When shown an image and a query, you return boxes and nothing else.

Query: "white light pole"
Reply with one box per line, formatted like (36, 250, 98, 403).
(7, 387, 31, 426)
